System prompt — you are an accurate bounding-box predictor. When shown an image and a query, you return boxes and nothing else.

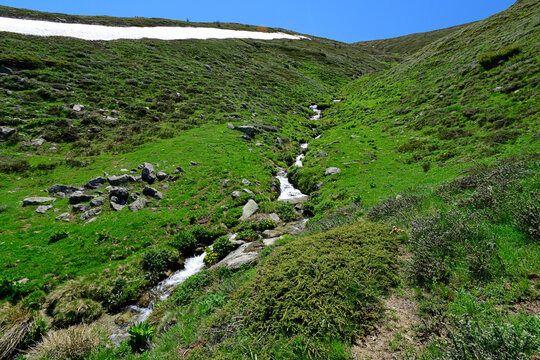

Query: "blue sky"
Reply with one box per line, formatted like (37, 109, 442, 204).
(0, 0, 516, 43)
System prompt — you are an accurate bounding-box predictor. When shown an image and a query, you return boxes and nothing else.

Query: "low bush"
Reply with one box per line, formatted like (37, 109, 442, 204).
(223, 208, 242, 228)
(239, 222, 398, 347)
(0, 277, 24, 302)
(52, 298, 103, 327)
(168, 229, 196, 257)
(0, 157, 30, 174)
(212, 236, 234, 259)
(288, 166, 320, 194)
(0, 53, 44, 69)
(22, 291, 46, 311)
(141, 247, 179, 276)
(478, 45, 521, 70)
(276, 202, 296, 222)
(367, 194, 422, 222)
(510, 191, 539, 242)
(236, 228, 258, 242)
(191, 225, 225, 245)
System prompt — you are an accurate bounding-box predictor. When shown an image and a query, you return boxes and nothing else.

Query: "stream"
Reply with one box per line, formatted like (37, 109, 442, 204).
(110, 106, 319, 344)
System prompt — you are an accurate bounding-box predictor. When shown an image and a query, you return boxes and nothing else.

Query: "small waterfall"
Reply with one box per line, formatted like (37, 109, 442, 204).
(309, 105, 322, 120)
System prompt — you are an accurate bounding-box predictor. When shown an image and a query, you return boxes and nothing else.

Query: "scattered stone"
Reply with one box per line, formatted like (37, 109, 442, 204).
(68, 191, 95, 205)
(85, 177, 107, 189)
(263, 237, 282, 246)
(227, 123, 235, 130)
(234, 126, 258, 137)
(23, 197, 56, 206)
(55, 212, 70, 221)
(314, 151, 328, 158)
(120, 168, 129, 172)
(103, 116, 118, 123)
(47, 184, 83, 197)
(351, 134, 360, 138)
(73, 204, 90, 213)
(239, 199, 259, 221)
(269, 213, 281, 223)
(72, 104, 85, 112)
(212, 242, 263, 269)
(169, 175, 180, 182)
(107, 174, 131, 186)
(35, 205, 53, 214)
(322, 140, 341, 149)
(142, 186, 163, 200)
(205, 64, 212, 71)
(189, 161, 199, 166)
(325, 167, 341, 176)
(87, 126, 102, 133)
(231, 191, 242, 198)
(129, 197, 147, 212)
(242, 179, 251, 186)
(156, 171, 167, 181)
(243, 188, 254, 194)
(30, 138, 45, 147)
(173, 167, 184, 174)
(108, 187, 129, 202)
(276, 138, 284, 146)
(221, 179, 231, 186)
(141, 162, 156, 184)
(90, 197, 104, 207)
(0, 126, 15, 139)
(80, 207, 102, 221)
(110, 199, 126, 212)
(294, 203, 303, 211)
(85, 217, 98, 225)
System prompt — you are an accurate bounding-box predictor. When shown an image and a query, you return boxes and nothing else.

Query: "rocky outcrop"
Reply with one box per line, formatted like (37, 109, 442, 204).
(35, 205, 53, 214)
(85, 177, 107, 189)
(141, 163, 156, 184)
(80, 207, 102, 221)
(0, 126, 15, 139)
(68, 191, 95, 205)
(107, 174, 131, 186)
(239, 199, 258, 221)
(90, 197, 104, 207)
(55, 212, 70, 221)
(23, 197, 56, 206)
(129, 197, 146, 212)
(212, 242, 263, 269)
(47, 184, 83, 197)
(72, 204, 90, 213)
(142, 186, 163, 200)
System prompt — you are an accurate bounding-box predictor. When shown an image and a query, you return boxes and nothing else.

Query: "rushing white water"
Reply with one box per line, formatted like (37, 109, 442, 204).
(293, 143, 308, 167)
(276, 168, 307, 201)
(0, 17, 308, 41)
(309, 105, 322, 120)
(110, 252, 206, 344)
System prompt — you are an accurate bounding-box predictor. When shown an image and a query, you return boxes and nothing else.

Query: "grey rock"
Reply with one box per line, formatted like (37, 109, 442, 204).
(231, 191, 242, 198)
(55, 212, 70, 221)
(120, 168, 129, 172)
(23, 197, 56, 206)
(189, 161, 199, 166)
(212, 242, 263, 270)
(48, 184, 82, 197)
(68, 191, 95, 205)
(80, 207, 102, 221)
(0, 66, 13, 75)
(142, 186, 163, 200)
(234, 126, 258, 137)
(294, 203, 303, 211)
(35, 205, 53, 214)
(227, 123, 235, 130)
(72, 104, 85, 112)
(324, 167, 341, 176)
(110, 201, 126, 212)
(239, 199, 258, 221)
(269, 213, 281, 223)
(103, 116, 118, 123)
(30, 138, 45, 147)
(241, 135, 251, 141)
(156, 171, 167, 181)
(242, 179, 251, 186)
(107, 174, 131, 186)
(262, 220, 308, 238)
(85, 177, 107, 189)
(108, 187, 129, 203)
(90, 197, 104, 207)
(205, 64, 212, 71)
(141, 162, 156, 184)
(169, 175, 180, 182)
(73, 204, 90, 213)
(263, 237, 282, 246)
(243, 188, 254, 194)
(314, 151, 328, 158)
(0, 126, 15, 139)
(129, 197, 146, 212)
(173, 167, 184, 174)
(220, 179, 231, 186)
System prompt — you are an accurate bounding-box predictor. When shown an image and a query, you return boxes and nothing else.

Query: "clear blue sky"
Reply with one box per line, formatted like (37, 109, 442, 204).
(0, 0, 516, 43)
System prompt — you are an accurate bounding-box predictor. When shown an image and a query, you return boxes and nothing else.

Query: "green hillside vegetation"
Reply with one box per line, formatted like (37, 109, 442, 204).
(0, 0, 538, 359)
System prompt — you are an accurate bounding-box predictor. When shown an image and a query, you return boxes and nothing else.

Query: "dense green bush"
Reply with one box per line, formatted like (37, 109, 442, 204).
(141, 247, 179, 275)
(0, 277, 24, 302)
(212, 236, 235, 259)
(288, 166, 320, 194)
(276, 202, 296, 222)
(48, 230, 68, 244)
(191, 225, 225, 245)
(367, 194, 422, 222)
(0, 53, 44, 69)
(223, 208, 242, 228)
(243, 222, 398, 344)
(478, 45, 521, 70)
(168, 229, 196, 257)
(236, 229, 258, 242)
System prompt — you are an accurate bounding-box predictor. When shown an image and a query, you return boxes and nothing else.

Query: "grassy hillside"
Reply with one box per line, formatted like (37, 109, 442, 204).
(0, 1, 538, 359)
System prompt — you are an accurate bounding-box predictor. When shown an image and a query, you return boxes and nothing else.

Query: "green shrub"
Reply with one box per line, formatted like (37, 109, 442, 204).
(478, 45, 521, 70)
(249, 220, 276, 231)
(191, 225, 225, 245)
(197, 293, 226, 315)
(141, 247, 179, 275)
(169, 271, 213, 306)
(276, 202, 296, 222)
(367, 194, 422, 222)
(243, 222, 398, 344)
(0, 277, 24, 302)
(289, 166, 320, 194)
(22, 290, 46, 311)
(223, 208, 242, 228)
(52, 298, 103, 327)
(236, 229, 258, 242)
(510, 191, 539, 242)
(128, 322, 155, 352)
(168, 229, 196, 257)
(203, 247, 219, 267)
(212, 236, 234, 259)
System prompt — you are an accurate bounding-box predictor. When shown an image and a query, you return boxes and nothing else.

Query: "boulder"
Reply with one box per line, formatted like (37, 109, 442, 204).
(129, 197, 146, 212)
(155, 171, 167, 181)
(68, 191, 95, 205)
(269, 213, 281, 223)
(231, 191, 242, 199)
(234, 126, 258, 137)
(173, 167, 184, 174)
(72, 104, 85, 112)
(107, 174, 131, 186)
(72, 204, 90, 213)
(239, 199, 258, 221)
(80, 207, 102, 221)
(212, 242, 263, 270)
(141, 162, 156, 184)
(110, 198, 126, 212)
(242, 179, 251, 186)
(47, 184, 83, 197)
(0, 126, 15, 139)
(227, 123, 235, 130)
(240, 135, 251, 141)
(324, 167, 341, 176)
(23, 197, 56, 206)
(90, 197, 105, 207)
(35, 205, 53, 214)
(142, 186, 163, 200)
(30, 138, 45, 147)
(108, 187, 129, 203)
(85, 177, 107, 189)
(55, 212, 70, 221)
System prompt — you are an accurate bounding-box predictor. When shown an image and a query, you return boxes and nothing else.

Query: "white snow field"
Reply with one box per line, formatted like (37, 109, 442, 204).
(0, 16, 308, 41)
